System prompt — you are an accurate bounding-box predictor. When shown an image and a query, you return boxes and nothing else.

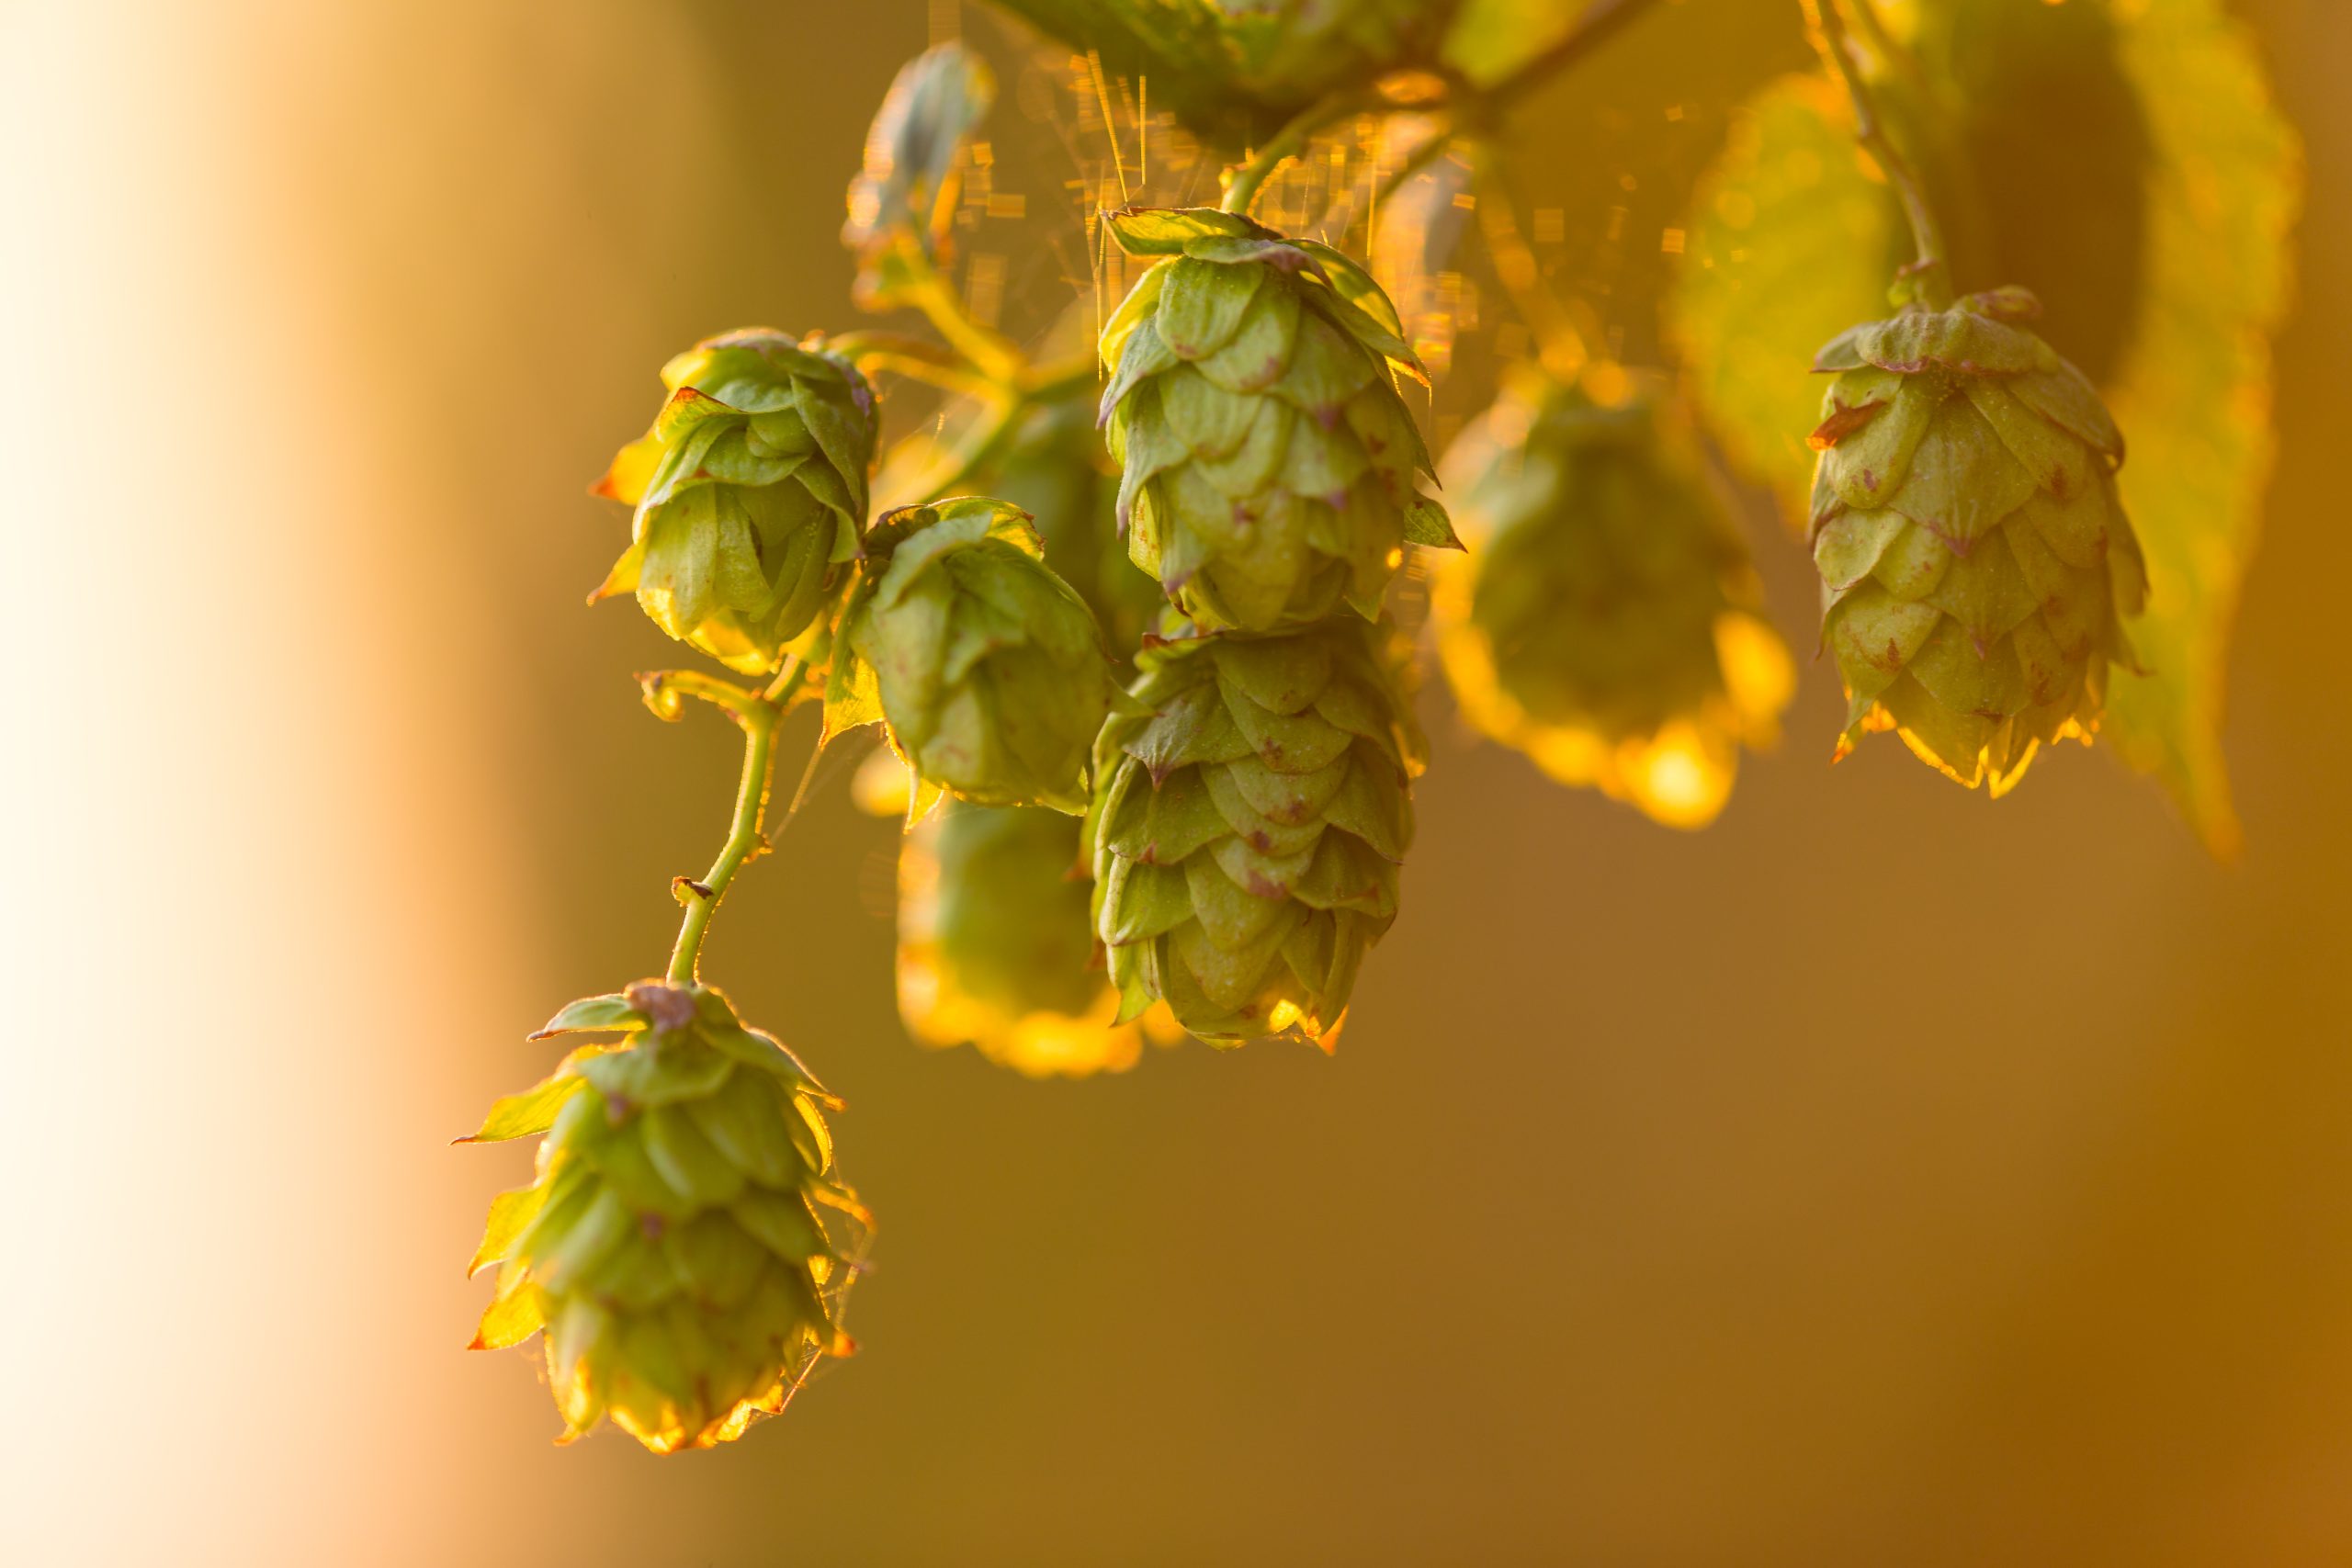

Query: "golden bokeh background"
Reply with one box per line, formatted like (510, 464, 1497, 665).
(4, 1, 2347, 1562)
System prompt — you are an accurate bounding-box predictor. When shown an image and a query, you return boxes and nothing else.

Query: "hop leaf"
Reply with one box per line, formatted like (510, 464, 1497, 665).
(594, 331, 877, 676)
(1099, 209, 1451, 633)
(1432, 368, 1792, 828)
(1809, 289, 2147, 793)
(828, 498, 1117, 816)
(1089, 618, 1423, 1046)
(463, 982, 864, 1455)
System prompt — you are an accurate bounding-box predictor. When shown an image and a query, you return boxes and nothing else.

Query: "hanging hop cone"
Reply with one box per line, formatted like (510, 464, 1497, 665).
(462, 982, 864, 1455)
(1432, 367, 1794, 829)
(828, 497, 1117, 815)
(1098, 208, 1458, 633)
(898, 800, 1176, 1077)
(1809, 288, 2146, 793)
(594, 330, 876, 675)
(1089, 618, 1422, 1045)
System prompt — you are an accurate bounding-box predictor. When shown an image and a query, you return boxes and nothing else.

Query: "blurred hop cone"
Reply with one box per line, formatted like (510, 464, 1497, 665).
(1809, 287, 2147, 794)
(462, 982, 865, 1455)
(594, 330, 877, 675)
(1089, 618, 1422, 1046)
(830, 498, 1118, 816)
(1205, 0, 1444, 104)
(1099, 208, 1458, 632)
(897, 800, 1181, 1077)
(1431, 366, 1794, 829)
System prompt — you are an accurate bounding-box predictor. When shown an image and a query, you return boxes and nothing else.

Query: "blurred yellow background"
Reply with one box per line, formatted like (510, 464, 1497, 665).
(4, 1, 2348, 1562)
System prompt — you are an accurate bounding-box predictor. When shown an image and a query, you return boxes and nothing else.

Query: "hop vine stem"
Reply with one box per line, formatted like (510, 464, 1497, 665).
(1802, 0, 1952, 306)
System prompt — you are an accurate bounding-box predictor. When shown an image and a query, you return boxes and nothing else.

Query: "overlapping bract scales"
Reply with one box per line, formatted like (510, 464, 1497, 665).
(831, 499, 1115, 815)
(1433, 369, 1793, 829)
(1808, 288, 2146, 793)
(463, 983, 863, 1454)
(1099, 208, 1455, 632)
(1090, 619, 1422, 1045)
(898, 801, 1175, 1077)
(595, 331, 876, 675)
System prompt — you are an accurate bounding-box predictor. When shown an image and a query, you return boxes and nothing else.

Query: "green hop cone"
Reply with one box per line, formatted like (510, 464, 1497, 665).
(594, 330, 877, 675)
(1099, 208, 1457, 633)
(898, 800, 1176, 1077)
(1808, 287, 2147, 793)
(1089, 617, 1422, 1046)
(463, 981, 864, 1455)
(1432, 367, 1794, 829)
(828, 498, 1116, 816)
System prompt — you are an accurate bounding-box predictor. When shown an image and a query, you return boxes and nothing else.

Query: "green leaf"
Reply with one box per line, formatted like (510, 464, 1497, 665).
(2094, 0, 2299, 859)
(1667, 72, 1894, 523)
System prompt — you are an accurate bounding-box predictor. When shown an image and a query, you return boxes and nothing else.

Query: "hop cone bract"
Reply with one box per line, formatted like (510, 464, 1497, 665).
(1809, 288, 2146, 792)
(1433, 368, 1793, 829)
(898, 801, 1172, 1077)
(1100, 208, 1455, 632)
(464, 982, 862, 1454)
(831, 498, 1116, 815)
(1090, 619, 1421, 1045)
(595, 330, 876, 675)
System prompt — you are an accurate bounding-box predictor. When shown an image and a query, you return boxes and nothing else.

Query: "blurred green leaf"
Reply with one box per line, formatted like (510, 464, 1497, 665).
(1667, 0, 2297, 852)
(2095, 0, 2299, 859)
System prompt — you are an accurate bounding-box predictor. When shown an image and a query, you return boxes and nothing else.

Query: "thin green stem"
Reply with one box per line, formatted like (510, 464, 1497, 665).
(826, 330, 999, 398)
(1803, 0, 1951, 305)
(892, 243, 1026, 384)
(666, 694, 782, 985)
(1220, 96, 1359, 217)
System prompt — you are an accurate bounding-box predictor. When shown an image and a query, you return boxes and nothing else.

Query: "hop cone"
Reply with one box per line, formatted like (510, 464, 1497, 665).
(1099, 208, 1455, 633)
(463, 982, 862, 1455)
(1809, 288, 2146, 793)
(594, 330, 876, 675)
(1432, 368, 1793, 829)
(898, 800, 1174, 1077)
(829, 498, 1116, 815)
(1090, 618, 1421, 1045)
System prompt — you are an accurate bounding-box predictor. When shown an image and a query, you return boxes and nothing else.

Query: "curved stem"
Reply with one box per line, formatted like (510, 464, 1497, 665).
(1221, 97, 1357, 217)
(1803, 0, 1951, 305)
(666, 693, 783, 984)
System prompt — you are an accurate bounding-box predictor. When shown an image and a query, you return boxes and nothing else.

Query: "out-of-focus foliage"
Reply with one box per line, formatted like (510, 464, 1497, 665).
(1669, 0, 2299, 849)
(989, 0, 1454, 150)
(897, 800, 1177, 1077)
(1432, 367, 1792, 828)
(844, 41, 995, 306)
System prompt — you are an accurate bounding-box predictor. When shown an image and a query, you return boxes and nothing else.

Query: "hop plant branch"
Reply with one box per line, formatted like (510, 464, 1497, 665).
(1802, 0, 1951, 306)
(665, 681, 786, 984)
(1472, 145, 1591, 384)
